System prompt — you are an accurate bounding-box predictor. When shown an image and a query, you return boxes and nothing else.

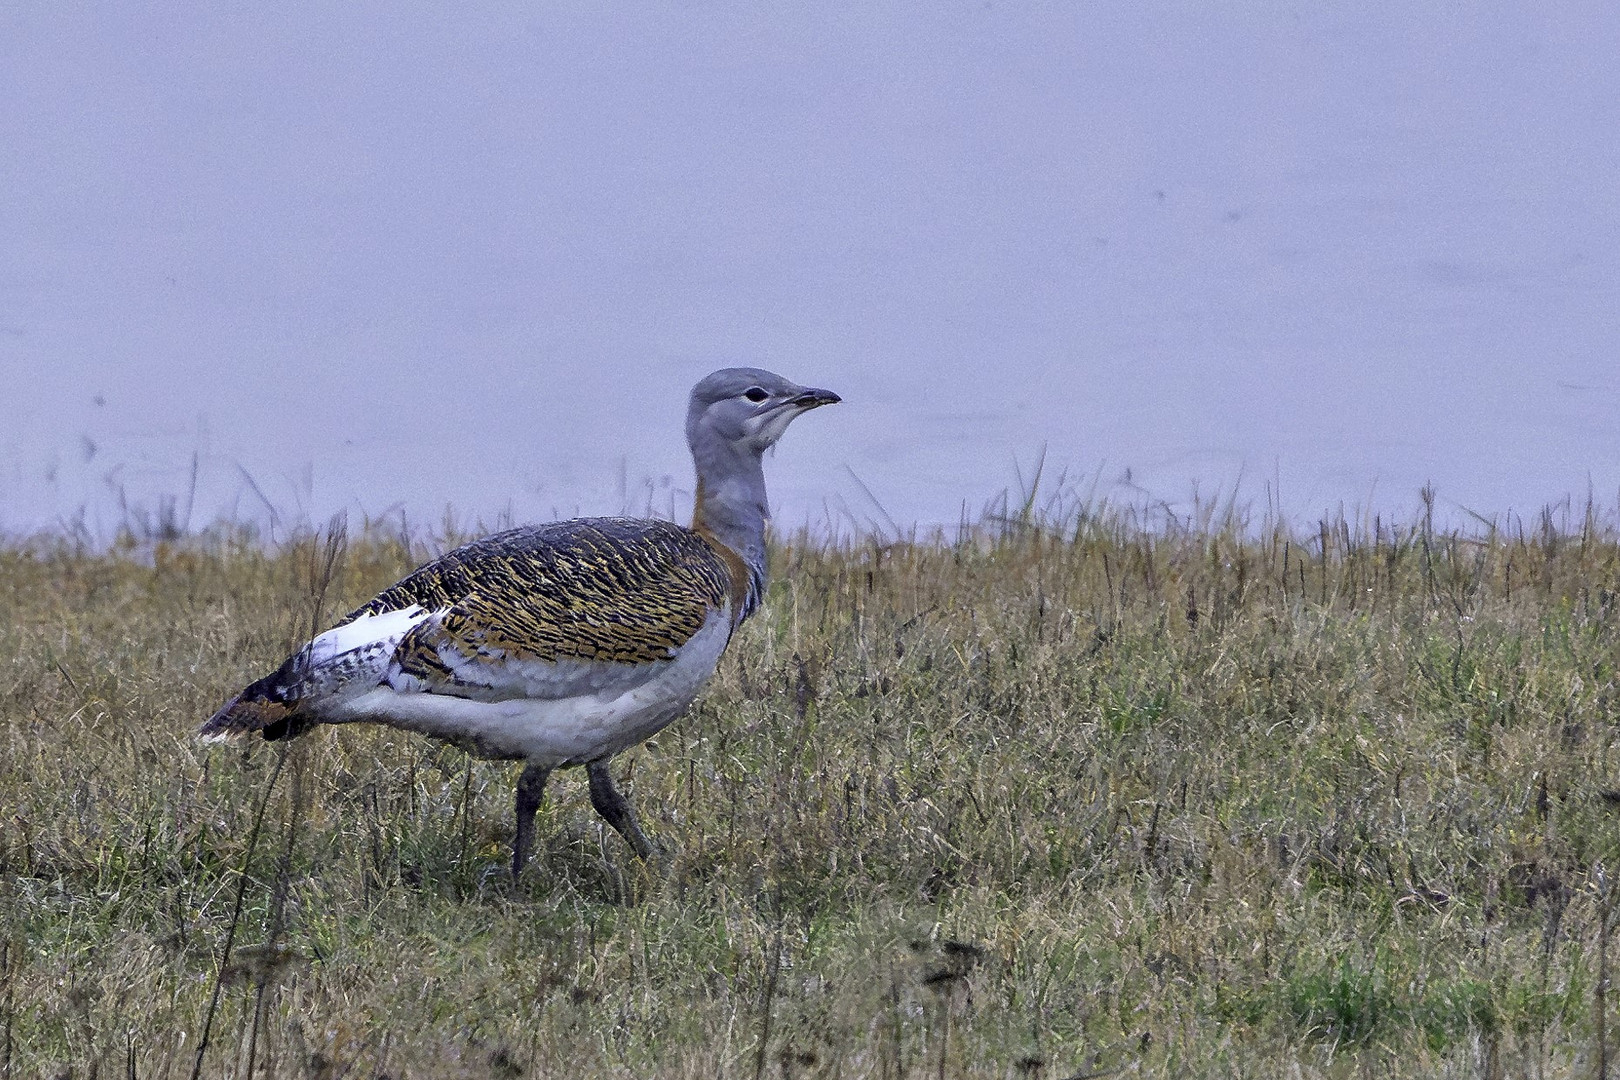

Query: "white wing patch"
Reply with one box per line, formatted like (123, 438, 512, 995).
(292, 605, 435, 705)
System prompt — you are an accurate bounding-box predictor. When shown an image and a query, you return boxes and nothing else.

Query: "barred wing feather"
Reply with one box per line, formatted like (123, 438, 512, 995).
(352, 518, 737, 702)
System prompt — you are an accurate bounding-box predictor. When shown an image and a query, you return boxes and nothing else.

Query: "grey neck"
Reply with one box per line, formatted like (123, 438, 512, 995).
(688, 427, 770, 586)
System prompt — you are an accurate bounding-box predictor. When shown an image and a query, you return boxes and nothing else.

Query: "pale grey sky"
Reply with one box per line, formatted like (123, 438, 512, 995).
(3, 2, 1617, 537)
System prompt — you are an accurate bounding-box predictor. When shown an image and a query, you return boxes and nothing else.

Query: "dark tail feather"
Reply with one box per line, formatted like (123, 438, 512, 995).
(199, 669, 314, 742)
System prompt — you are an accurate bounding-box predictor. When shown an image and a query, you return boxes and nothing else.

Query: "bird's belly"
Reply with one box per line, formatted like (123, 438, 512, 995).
(334, 612, 732, 764)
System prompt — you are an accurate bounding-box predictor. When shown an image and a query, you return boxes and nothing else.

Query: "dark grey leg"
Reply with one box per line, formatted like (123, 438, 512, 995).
(587, 760, 656, 859)
(512, 762, 552, 880)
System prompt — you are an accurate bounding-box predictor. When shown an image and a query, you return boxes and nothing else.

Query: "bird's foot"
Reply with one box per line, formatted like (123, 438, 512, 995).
(586, 759, 666, 865)
(511, 762, 553, 882)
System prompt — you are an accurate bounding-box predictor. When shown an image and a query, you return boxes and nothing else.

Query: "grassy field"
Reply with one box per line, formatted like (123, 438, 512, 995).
(5, 497, 1620, 1078)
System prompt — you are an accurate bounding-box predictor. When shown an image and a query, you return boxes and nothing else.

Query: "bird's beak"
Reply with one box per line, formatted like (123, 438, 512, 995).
(791, 388, 841, 409)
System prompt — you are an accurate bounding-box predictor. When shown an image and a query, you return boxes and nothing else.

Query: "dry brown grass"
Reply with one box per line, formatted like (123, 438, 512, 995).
(5, 496, 1620, 1077)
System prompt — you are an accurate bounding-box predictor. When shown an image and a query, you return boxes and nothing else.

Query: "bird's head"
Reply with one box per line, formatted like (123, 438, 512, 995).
(686, 367, 841, 457)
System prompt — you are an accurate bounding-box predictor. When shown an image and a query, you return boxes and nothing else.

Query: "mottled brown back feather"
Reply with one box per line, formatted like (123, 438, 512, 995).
(339, 518, 744, 687)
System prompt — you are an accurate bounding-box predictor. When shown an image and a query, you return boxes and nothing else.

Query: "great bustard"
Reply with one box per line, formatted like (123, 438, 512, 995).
(200, 368, 839, 876)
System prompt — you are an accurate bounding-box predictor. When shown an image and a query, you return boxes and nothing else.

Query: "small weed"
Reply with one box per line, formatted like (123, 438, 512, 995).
(1283, 956, 1396, 1045)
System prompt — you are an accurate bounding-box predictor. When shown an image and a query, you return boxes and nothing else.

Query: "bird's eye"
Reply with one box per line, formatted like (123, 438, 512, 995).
(743, 387, 769, 403)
